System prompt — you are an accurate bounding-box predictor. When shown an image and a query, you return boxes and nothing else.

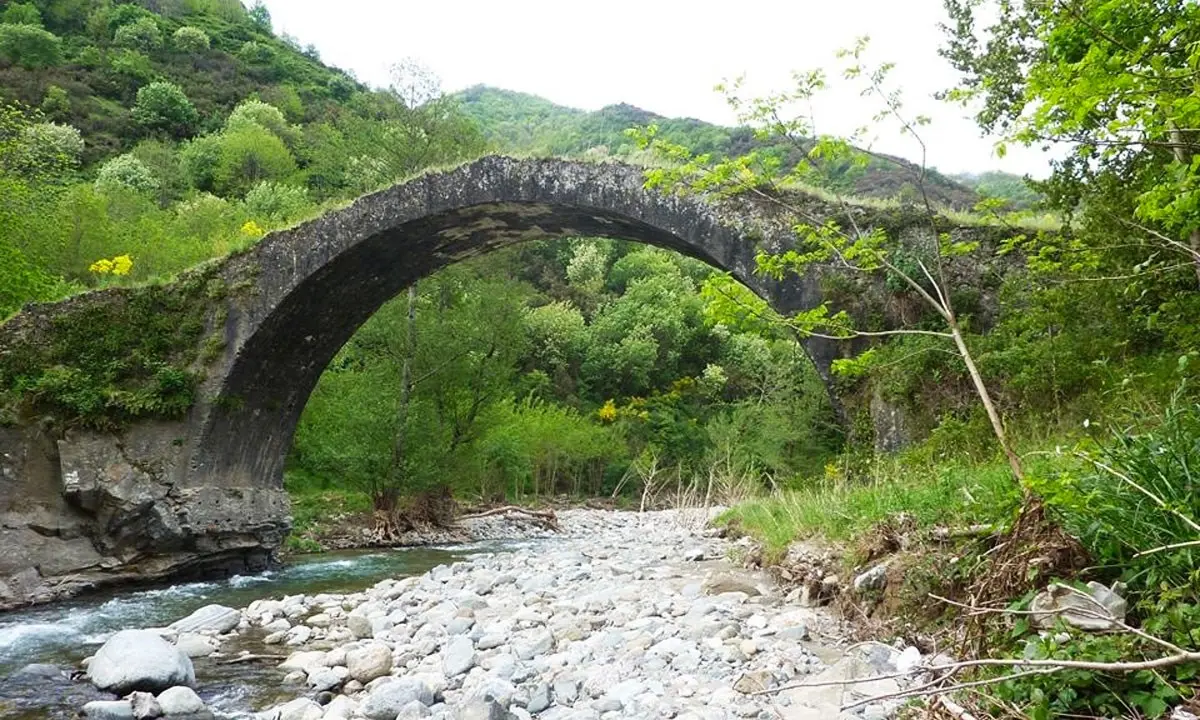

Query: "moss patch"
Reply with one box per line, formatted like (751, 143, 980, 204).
(0, 268, 224, 429)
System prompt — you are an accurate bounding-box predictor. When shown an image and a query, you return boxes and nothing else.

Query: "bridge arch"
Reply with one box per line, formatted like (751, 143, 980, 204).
(188, 156, 826, 488)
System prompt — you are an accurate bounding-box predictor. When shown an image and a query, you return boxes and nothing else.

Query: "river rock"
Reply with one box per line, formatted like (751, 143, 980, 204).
(156, 686, 205, 715)
(346, 643, 392, 683)
(359, 677, 436, 719)
(174, 633, 218, 658)
(347, 613, 373, 639)
(396, 700, 432, 718)
(84, 700, 135, 720)
(279, 650, 328, 674)
(460, 699, 513, 720)
(88, 630, 195, 694)
(526, 682, 551, 713)
(322, 695, 358, 719)
(307, 666, 348, 692)
(702, 573, 761, 596)
(513, 630, 553, 660)
(285, 624, 312, 645)
(129, 692, 162, 719)
(170, 604, 241, 635)
(853, 562, 889, 593)
(443, 635, 476, 676)
(14, 663, 65, 679)
(307, 612, 331, 628)
(265, 698, 323, 720)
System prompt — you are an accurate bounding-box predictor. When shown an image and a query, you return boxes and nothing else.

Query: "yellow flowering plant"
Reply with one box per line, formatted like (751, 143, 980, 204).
(88, 254, 134, 277)
(240, 220, 265, 239)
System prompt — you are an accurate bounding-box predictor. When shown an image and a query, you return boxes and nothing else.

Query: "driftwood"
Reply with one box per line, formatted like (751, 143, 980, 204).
(459, 505, 560, 531)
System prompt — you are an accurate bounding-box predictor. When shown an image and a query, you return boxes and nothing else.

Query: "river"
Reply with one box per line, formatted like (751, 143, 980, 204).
(0, 545, 490, 719)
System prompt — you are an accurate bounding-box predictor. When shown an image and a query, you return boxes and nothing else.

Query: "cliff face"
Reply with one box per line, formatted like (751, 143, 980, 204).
(0, 422, 289, 609)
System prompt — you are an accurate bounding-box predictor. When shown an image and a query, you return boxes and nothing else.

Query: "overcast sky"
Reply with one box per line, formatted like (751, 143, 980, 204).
(259, 0, 1051, 178)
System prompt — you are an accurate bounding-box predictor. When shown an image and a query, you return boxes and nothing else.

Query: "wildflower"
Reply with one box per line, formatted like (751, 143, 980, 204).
(111, 254, 133, 276)
(89, 258, 114, 274)
(240, 220, 265, 238)
(597, 399, 617, 423)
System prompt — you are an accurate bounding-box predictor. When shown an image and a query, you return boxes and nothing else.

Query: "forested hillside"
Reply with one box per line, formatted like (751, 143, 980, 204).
(455, 85, 983, 210)
(1, 0, 483, 318)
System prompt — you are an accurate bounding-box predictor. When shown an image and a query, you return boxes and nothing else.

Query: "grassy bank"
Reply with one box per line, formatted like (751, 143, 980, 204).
(719, 391, 1200, 719)
(720, 457, 1026, 558)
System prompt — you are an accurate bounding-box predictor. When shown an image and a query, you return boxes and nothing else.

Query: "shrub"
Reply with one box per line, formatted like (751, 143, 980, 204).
(1037, 390, 1200, 595)
(171, 26, 209, 53)
(242, 180, 308, 222)
(40, 85, 70, 119)
(21, 122, 84, 171)
(1, 2, 42, 27)
(213, 125, 296, 196)
(113, 16, 161, 51)
(95, 154, 159, 195)
(180, 134, 222, 192)
(107, 49, 157, 85)
(0, 24, 62, 69)
(132, 81, 197, 137)
(106, 4, 152, 36)
(225, 99, 299, 145)
(237, 40, 274, 65)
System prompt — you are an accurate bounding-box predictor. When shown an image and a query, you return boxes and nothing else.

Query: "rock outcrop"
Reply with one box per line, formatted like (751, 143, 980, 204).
(0, 423, 288, 611)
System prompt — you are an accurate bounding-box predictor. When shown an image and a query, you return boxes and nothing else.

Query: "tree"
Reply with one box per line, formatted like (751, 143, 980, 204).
(248, 1, 271, 31)
(171, 26, 209, 53)
(21, 122, 83, 174)
(0, 24, 62, 68)
(1, 3, 42, 27)
(113, 16, 161, 51)
(94, 154, 159, 196)
(40, 85, 70, 120)
(632, 42, 1027, 481)
(941, 0, 1200, 287)
(242, 180, 308, 223)
(225, 99, 300, 147)
(180, 134, 222, 192)
(212, 124, 297, 196)
(336, 64, 486, 190)
(132, 82, 198, 138)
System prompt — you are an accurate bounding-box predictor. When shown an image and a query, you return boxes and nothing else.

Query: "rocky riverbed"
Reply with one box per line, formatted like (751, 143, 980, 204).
(75, 509, 931, 720)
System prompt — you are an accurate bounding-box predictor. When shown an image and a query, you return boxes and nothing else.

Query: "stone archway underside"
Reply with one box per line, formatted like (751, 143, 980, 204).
(188, 156, 827, 492)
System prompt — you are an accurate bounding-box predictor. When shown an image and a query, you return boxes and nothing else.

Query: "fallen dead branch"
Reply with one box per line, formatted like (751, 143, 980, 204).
(458, 505, 559, 531)
(219, 654, 287, 664)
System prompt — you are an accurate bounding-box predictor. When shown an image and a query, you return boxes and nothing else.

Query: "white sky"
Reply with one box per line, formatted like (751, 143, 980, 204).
(260, 0, 1052, 178)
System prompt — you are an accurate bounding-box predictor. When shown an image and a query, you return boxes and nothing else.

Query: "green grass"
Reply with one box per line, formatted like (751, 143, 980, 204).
(720, 457, 1029, 555)
(284, 470, 372, 551)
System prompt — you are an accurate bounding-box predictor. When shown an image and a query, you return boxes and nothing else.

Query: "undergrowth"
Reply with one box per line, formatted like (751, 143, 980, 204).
(724, 384, 1200, 718)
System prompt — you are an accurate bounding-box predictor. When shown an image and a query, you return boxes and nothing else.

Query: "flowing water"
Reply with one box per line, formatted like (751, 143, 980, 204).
(0, 545, 487, 719)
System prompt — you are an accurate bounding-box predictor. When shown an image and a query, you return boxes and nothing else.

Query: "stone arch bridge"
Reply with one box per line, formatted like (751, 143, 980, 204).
(0, 156, 1001, 607)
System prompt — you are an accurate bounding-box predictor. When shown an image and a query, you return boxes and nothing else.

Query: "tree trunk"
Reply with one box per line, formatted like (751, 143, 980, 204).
(377, 283, 418, 542)
(948, 319, 1024, 482)
(391, 283, 417, 469)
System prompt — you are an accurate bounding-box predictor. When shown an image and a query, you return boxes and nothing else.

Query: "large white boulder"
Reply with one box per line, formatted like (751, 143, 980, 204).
(169, 604, 241, 635)
(88, 630, 195, 694)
